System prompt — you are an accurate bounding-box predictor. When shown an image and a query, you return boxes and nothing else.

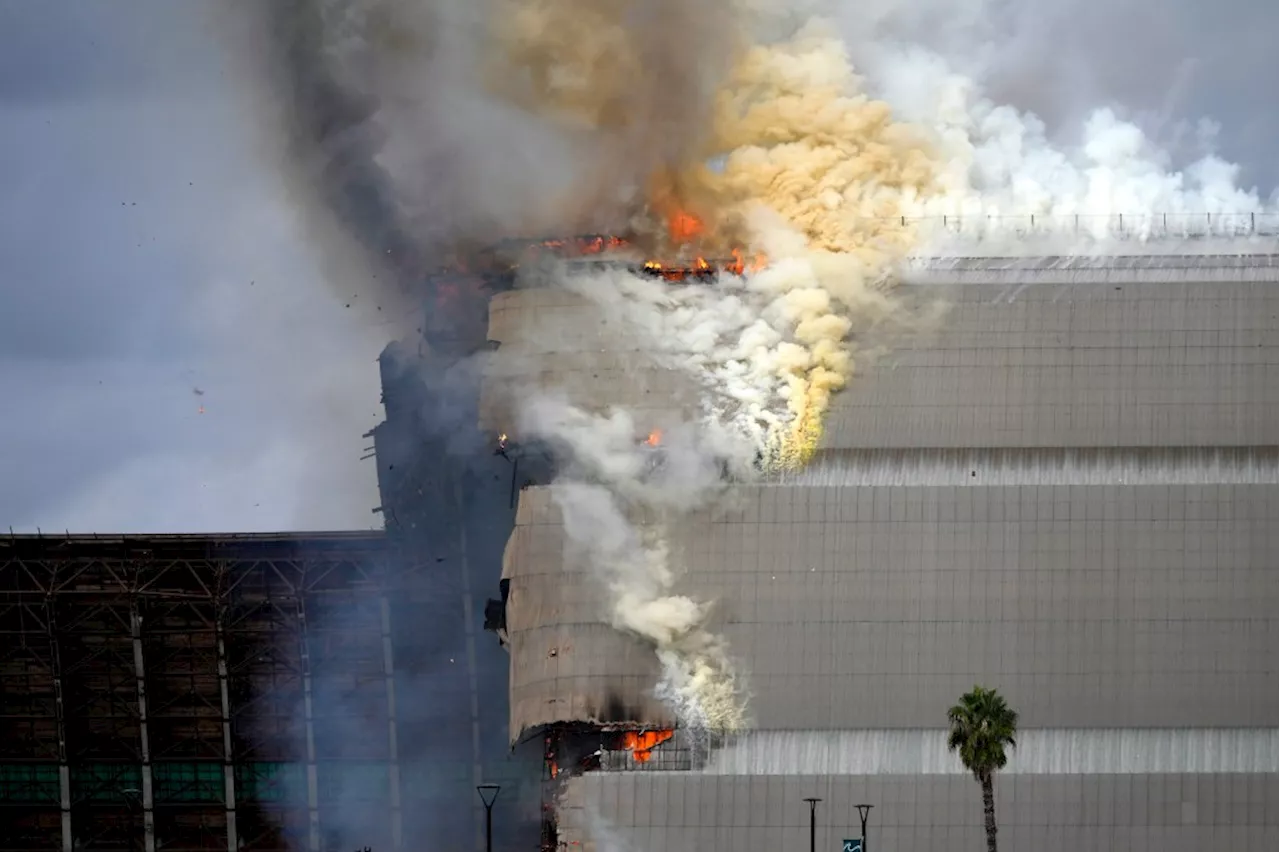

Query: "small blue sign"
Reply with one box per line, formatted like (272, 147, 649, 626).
(842, 840, 864, 852)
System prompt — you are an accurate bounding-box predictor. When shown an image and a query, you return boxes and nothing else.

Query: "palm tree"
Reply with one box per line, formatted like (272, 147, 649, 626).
(947, 685, 1019, 852)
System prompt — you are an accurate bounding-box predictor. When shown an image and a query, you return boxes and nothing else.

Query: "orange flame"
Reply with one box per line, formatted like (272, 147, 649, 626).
(727, 248, 769, 276)
(667, 209, 704, 245)
(542, 232, 632, 255)
(620, 729, 674, 762)
(645, 429, 662, 447)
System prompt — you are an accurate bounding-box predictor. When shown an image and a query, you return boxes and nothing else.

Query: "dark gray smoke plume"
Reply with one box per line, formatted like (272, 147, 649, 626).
(213, 0, 437, 321)
(215, 0, 739, 319)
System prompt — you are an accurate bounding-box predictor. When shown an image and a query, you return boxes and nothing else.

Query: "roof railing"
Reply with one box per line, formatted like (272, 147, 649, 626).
(893, 211, 1279, 240)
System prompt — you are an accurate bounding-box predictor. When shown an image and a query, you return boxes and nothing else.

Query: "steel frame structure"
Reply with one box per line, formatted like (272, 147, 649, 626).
(0, 533, 400, 852)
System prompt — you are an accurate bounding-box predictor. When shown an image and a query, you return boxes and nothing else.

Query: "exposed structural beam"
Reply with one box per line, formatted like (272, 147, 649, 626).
(42, 596, 73, 852)
(129, 602, 157, 852)
(380, 596, 404, 851)
(0, 533, 396, 852)
(296, 599, 322, 852)
(215, 610, 239, 852)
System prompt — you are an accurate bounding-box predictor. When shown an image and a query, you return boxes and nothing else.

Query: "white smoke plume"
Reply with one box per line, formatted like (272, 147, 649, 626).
(880, 52, 1271, 237)
(519, 396, 750, 731)
(553, 248, 909, 465)
(829, 3, 1280, 241)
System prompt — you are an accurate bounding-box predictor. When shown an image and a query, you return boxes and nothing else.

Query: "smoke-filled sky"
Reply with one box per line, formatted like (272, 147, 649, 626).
(0, 0, 1275, 534)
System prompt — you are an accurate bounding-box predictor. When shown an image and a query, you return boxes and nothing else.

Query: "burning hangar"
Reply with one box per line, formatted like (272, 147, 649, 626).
(487, 248, 1280, 851)
(2, 233, 1277, 852)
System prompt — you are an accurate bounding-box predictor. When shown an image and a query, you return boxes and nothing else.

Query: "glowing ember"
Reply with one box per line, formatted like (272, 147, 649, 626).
(620, 730, 674, 762)
(645, 429, 662, 447)
(536, 235, 630, 256)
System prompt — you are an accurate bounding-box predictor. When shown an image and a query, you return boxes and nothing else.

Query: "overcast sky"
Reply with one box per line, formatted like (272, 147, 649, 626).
(0, 0, 1275, 534)
(0, 1, 389, 533)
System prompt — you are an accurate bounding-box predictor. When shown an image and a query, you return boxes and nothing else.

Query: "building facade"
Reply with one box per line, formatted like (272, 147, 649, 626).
(0, 526, 544, 852)
(493, 253, 1280, 850)
(0, 532, 406, 852)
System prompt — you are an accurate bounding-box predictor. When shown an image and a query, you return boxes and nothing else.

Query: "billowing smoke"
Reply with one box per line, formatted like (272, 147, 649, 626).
(838, 9, 1277, 241)
(880, 49, 1270, 237)
(689, 21, 939, 457)
(520, 397, 749, 730)
(485, 0, 738, 230)
(499, 17, 942, 732)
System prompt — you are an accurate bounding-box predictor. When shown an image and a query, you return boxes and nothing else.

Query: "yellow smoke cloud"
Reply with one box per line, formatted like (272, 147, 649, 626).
(490, 7, 938, 465)
(698, 21, 937, 465)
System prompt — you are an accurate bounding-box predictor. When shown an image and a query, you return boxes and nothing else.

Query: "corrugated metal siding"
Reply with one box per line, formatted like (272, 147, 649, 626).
(776, 447, 1277, 487)
(505, 482, 1277, 734)
(823, 279, 1277, 449)
(704, 729, 1279, 775)
(498, 268, 1278, 739)
(554, 771, 1279, 852)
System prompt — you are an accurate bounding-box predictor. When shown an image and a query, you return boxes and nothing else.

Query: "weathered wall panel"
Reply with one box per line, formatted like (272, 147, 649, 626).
(825, 279, 1278, 449)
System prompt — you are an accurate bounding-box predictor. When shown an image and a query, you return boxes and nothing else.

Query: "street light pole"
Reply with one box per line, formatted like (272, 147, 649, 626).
(855, 804, 874, 851)
(476, 784, 500, 852)
(803, 798, 822, 852)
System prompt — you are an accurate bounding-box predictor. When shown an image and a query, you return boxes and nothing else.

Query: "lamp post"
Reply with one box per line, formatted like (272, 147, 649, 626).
(803, 797, 822, 852)
(855, 804, 873, 851)
(476, 783, 500, 852)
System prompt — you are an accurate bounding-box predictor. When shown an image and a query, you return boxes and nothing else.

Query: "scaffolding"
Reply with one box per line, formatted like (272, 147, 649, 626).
(0, 532, 400, 852)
